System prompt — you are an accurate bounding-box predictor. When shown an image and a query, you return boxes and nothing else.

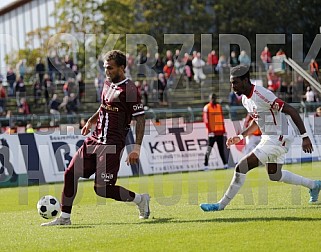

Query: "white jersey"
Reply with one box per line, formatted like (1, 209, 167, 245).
(242, 85, 295, 143)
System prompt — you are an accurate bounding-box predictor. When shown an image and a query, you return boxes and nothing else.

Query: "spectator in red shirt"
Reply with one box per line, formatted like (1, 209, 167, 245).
(207, 50, 219, 73)
(260, 46, 272, 71)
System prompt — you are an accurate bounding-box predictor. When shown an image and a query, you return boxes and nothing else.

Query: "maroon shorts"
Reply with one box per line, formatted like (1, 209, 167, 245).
(66, 137, 124, 186)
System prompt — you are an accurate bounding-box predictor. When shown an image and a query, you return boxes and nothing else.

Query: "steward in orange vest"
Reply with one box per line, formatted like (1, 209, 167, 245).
(203, 93, 228, 169)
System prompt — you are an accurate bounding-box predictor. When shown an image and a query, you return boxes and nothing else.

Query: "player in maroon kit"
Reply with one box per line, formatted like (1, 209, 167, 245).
(42, 50, 150, 226)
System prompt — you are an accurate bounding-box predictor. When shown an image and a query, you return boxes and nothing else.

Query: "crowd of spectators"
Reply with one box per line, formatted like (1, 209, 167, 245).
(0, 47, 320, 131)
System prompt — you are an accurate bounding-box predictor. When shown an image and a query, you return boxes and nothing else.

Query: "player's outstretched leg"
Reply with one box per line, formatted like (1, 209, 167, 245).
(309, 180, 321, 203)
(275, 169, 321, 203)
(200, 171, 246, 212)
(136, 193, 150, 219)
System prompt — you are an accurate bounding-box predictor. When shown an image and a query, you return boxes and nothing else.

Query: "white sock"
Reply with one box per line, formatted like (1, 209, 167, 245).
(60, 212, 71, 219)
(279, 170, 315, 189)
(133, 193, 142, 204)
(218, 172, 246, 209)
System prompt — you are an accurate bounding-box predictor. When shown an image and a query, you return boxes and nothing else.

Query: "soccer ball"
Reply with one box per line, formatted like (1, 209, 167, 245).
(37, 195, 60, 219)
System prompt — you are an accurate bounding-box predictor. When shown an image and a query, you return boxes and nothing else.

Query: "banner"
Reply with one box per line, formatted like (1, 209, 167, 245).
(139, 118, 230, 175)
(0, 117, 320, 188)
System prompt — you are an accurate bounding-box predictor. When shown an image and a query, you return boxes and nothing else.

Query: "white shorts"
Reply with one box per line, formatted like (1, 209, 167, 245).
(244, 135, 262, 155)
(252, 137, 291, 164)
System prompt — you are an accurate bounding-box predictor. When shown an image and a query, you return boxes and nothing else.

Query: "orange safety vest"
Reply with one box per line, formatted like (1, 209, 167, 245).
(203, 103, 225, 135)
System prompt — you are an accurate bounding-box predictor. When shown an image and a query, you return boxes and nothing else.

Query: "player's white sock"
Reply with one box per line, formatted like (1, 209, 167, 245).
(133, 193, 142, 204)
(60, 212, 71, 219)
(218, 172, 246, 209)
(279, 170, 315, 189)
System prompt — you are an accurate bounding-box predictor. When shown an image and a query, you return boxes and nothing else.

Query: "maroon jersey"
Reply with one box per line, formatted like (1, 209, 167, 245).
(91, 78, 144, 146)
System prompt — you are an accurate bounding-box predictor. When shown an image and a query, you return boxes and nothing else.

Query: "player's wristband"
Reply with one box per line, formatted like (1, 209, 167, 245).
(300, 132, 309, 139)
(237, 134, 244, 140)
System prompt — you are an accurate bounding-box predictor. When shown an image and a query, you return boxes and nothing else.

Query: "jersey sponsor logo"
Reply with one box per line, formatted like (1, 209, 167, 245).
(101, 104, 119, 112)
(133, 103, 143, 111)
(254, 89, 269, 103)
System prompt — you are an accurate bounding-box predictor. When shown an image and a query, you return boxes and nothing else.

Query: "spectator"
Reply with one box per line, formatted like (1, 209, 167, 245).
(48, 94, 61, 126)
(35, 58, 45, 84)
(229, 51, 239, 67)
(18, 97, 30, 115)
(163, 60, 175, 87)
(137, 50, 147, 77)
(275, 49, 287, 72)
(17, 59, 26, 80)
(192, 52, 206, 84)
(267, 65, 280, 92)
(276, 48, 286, 56)
(183, 53, 194, 87)
(216, 55, 228, 81)
(33, 79, 42, 106)
(15, 77, 26, 106)
(63, 55, 74, 80)
(153, 53, 165, 74)
(260, 46, 272, 71)
(309, 58, 319, 81)
(0, 80, 7, 113)
(157, 73, 167, 105)
(238, 50, 251, 67)
(6, 67, 16, 96)
(315, 107, 321, 117)
(66, 93, 78, 116)
(164, 50, 174, 64)
(305, 86, 315, 102)
(63, 79, 70, 97)
(26, 123, 35, 133)
(43, 74, 53, 104)
(203, 93, 228, 169)
(207, 50, 219, 72)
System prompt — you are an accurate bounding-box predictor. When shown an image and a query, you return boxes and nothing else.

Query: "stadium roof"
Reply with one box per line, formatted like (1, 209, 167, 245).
(0, 0, 32, 16)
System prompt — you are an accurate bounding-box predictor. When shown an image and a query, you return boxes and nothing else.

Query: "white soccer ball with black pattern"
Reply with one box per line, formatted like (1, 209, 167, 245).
(37, 195, 60, 219)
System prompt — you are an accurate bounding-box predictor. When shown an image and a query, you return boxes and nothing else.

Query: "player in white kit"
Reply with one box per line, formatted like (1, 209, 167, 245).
(200, 65, 321, 212)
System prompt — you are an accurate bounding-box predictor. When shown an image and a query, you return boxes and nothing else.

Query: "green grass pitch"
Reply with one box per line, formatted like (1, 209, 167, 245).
(1, 162, 321, 251)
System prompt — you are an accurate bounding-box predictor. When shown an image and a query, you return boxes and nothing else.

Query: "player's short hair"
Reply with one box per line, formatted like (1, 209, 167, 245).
(103, 50, 126, 68)
(230, 65, 250, 81)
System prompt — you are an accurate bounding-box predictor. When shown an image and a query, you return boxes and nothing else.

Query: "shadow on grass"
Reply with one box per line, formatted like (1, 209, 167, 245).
(64, 215, 321, 228)
(58, 225, 96, 229)
(136, 216, 321, 224)
(55, 205, 321, 228)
